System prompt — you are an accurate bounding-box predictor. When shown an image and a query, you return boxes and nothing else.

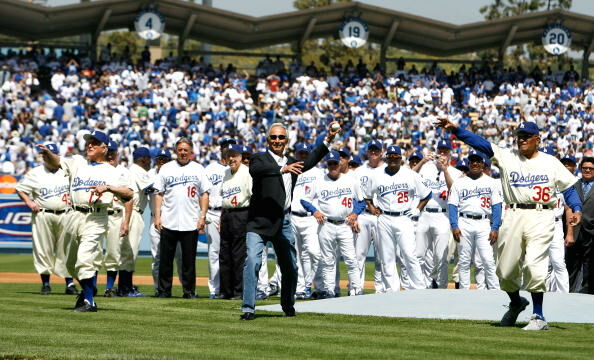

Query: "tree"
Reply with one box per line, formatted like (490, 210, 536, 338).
(478, 0, 573, 69)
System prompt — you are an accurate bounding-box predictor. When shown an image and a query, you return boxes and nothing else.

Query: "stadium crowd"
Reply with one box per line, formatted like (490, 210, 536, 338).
(2, 46, 594, 324)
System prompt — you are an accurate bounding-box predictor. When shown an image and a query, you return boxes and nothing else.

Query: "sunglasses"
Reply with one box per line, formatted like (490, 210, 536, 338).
(269, 135, 287, 140)
(516, 133, 536, 140)
(581, 166, 594, 171)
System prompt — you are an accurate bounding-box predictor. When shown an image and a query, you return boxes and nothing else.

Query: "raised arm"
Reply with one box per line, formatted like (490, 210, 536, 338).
(434, 118, 494, 158)
(36, 144, 61, 170)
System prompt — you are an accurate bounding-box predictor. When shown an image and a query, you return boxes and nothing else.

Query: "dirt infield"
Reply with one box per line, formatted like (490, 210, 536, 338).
(0, 272, 465, 289)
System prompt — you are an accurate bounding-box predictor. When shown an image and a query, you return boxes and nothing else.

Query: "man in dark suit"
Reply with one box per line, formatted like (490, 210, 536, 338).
(566, 156, 594, 294)
(240, 122, 339, 320)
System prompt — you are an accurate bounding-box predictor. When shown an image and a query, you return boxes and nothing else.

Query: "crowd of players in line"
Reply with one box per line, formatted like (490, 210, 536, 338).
(3, 47, 594, 308)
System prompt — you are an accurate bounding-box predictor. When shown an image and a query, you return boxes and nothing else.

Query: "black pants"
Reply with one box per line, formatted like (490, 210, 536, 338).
(219, 208, 248, 297)
(565, 227, 594, 294)
(158, 227, 198, 296)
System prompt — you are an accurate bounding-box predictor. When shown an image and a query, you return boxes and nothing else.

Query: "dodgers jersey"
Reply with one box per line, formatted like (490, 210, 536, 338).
(16, 165, 70, 210)
(129, 163, 154, 211)
(221, 164, 252, 208)
(418, 162, 463, 209)
(491, 147, 577, 208)
(354, 162, 387, 208)
(448, 175, 503, 216)
(291, 167, 323, 213)
(364, 167, 431, 213)
(205, 161, 226, 209)
(155, 160, 211, 231)
(111, 164, 130, 210)
(61, 155, 131, 208)
(302, 172, 363, 220)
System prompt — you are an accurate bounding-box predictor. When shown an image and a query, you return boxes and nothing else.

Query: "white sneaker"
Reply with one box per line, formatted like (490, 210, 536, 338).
(522, 314, 549, 331)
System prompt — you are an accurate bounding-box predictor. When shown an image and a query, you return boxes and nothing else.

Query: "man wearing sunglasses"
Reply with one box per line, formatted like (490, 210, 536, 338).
(565, 156, 594, 294)
(240, 122, 340, 320)
(435, 118, 582, 331)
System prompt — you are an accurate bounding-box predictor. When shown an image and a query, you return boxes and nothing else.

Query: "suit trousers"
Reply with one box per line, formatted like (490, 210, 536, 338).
(566, 227, 594, 294)
(220, 208, 248, 297)
(158, 227, 198, 297)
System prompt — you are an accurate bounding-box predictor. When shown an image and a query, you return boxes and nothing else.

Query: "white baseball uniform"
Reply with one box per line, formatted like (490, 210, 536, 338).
(353, 162, 386, 293)
(291, 166, 324, 294)
(148, 167, 182, 291)
(491, 147, 577, 292)
(61, 155, 131, 280)
(16, 165, 72, 278)
(119, 163, 153, 272)
(416, 162, 463, 288)
(364, 166, 431, 291)
(302, 172, 362, 295)
(448, 174, 502, 290)
(546, 188, 569, 293)
(204, 160, 226, 296)
(102, 165, 127, 273)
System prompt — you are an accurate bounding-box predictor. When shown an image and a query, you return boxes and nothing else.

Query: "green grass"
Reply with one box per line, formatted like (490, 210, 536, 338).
(1, 283, 594, 360)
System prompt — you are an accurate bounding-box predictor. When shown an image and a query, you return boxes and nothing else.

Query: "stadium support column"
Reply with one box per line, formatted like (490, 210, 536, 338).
(91, 7, 112, 62)
(297, 17, 317, 64)
(582, 37, 594, 81)
(178, 13, 197, 62)
(498, 25, 517, 67)
(381, 20, 399, 73)
(201, 0, 212, 65)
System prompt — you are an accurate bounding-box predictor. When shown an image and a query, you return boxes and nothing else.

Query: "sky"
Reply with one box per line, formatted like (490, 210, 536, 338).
(46, 0, 594, 24)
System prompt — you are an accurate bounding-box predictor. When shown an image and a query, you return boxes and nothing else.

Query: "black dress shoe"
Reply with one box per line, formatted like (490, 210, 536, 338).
(283, 308, 296, 317)
(239, 312, 255, 321)
(183, 292, 197, 299)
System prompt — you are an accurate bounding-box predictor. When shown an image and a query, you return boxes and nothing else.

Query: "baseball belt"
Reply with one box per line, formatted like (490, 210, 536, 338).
(326, 218, 346, 225)
(291, 211, 310, 217)
(74, 206, 105, 214)
(460, 212, 488, 220)
(39, 208, 69, 215)
(509, 203, 550, 210)
(381, 209, 410, 217)
(425, 208, 446, 213)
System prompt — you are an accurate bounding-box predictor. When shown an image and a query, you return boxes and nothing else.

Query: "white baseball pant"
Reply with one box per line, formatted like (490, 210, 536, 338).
(318, 221, 361, 295)
(356, 213, 384, 292)
(497, 208, 555, 293)
(457, 217, 499, 290)
(205, 210, 221, 296)
(102, 210, 123, 272)
(292, 214, 322, 293)
(119, 210, 143, 272)
(376, 214, 425, 291)
(32, 210, 71, 278)
(546, 219, 569, 293)
(416, 211, 450, 288)
(63, 211, 108, 280)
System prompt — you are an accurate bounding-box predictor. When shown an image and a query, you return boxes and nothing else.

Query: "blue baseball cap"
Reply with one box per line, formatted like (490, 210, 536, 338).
(240, 145, 253, 154)
(108, 140, 118, 151)
(83, 130, 109, 145)
(516, 121, 539, 135)
(219, 137, 236, 146)
(386, 145, 402, 156)
(561, 155, 577, 165)
(227, 144, 244, 153)
(436, 140, 452, 150)
(37, 142, 59, 154)
(349, 155, 363, 166)
(366, 140, 383, 151)
(133, 146, 150, 159)
(468, 149, 486, 162)
(295, 143, 311, 153)
(408, 150, 424, 161)
(338, 147, 351, 158)
(155, 149, 171, 159)
(455, 159, 469, 171)
(325, 151, 341, 163)
(484, 158, 491, 168)
(540, 146, 556, 156)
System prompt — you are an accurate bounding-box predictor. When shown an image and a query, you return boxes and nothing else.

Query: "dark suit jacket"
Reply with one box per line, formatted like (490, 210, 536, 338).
(246, 144, 328, 236)
(574, 180, 594, 237)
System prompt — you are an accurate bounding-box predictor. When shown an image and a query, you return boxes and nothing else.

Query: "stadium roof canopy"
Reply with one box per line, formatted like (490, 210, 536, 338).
(1, 0, 593, 57)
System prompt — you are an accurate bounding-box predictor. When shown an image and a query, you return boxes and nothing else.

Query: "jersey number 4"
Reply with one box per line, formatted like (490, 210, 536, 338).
(532, 186, 551, 202)
(438, 190, 447, 201)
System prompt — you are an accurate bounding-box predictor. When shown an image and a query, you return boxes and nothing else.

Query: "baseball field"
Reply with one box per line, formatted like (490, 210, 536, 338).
(1, 254, 593, 360)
